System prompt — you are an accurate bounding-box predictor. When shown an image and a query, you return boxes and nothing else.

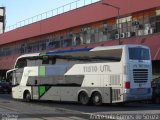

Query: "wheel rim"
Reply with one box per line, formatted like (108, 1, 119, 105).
(26, 93, 31, 102)
(94, 96, 100, 103)
(92, 92, 102, 105)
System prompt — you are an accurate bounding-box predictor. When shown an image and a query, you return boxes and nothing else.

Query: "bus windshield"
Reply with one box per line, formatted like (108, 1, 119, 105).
(129, 47, 150, 60)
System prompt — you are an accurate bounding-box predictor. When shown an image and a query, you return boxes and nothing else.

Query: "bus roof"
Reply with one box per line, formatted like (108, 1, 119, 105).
(40, 48, 92, 56)
(91, 44, 149, 51)
(17, 53, 40, 59)
(17, 44, 149, 59)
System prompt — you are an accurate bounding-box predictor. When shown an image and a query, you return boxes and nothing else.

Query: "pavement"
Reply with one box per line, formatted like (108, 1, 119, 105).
(0, 94, 90, 120)
(1, 94, 160, 120)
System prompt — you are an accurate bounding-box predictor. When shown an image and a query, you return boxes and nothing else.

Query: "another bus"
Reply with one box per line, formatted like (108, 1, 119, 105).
(6, 44, 152, 105)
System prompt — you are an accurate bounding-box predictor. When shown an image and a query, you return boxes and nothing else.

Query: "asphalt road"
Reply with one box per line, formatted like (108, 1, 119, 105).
(0, 94, 160, 120)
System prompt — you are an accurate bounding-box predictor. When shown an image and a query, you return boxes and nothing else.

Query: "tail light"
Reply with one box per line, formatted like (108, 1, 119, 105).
(124, 81, 130, 89)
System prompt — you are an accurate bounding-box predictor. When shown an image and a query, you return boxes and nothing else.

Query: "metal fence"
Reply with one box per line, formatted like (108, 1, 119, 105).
(4, 0, 101, 32)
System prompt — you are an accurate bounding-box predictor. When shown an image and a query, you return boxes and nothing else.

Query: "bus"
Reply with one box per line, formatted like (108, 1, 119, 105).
(6, 44, 152, 105)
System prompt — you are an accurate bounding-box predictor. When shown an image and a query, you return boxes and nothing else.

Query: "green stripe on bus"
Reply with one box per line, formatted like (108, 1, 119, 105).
(39, 66, 45, 76)
(39, 86, 45, 97)
(39, 52, 47, 56)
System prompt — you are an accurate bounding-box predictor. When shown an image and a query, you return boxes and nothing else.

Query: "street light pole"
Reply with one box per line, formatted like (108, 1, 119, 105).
(102, 1, 121, 45)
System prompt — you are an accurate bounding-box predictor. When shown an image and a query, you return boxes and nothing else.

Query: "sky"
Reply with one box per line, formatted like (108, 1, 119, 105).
(0, 0, 89, 28)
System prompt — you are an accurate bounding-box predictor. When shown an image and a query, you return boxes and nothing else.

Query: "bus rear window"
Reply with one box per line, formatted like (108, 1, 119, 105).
(129, 48, 150, 60)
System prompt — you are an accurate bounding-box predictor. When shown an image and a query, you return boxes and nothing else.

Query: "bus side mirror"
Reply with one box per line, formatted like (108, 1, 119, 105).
(6, 68, 18, 79)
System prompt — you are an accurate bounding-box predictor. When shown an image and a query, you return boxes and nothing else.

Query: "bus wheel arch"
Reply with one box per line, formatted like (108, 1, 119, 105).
(78, 91, 90, 105)
(23, 90, 31, 102)
(91, 91, 102, 106)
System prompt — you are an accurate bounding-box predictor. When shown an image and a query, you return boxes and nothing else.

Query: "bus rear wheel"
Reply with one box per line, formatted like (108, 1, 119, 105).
(79, 91, 90, 105)
(23, 91, 31, 102)
(91, 92, 102, 106)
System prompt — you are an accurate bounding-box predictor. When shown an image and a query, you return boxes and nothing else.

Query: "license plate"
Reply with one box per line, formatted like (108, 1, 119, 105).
(137, 88, 146, 93)
(131, 88, 147, 94)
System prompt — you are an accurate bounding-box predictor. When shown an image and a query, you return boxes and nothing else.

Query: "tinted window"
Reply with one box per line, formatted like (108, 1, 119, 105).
(129, 48, 150, 60)
(15, 59, 27, 68)
(55, 49, 122, 62)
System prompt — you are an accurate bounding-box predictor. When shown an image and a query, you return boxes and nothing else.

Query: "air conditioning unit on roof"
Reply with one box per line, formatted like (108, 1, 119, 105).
(115, 34, 119, 39)
(120, 33, 125, 38)
(148, 28, 154, 34)
(144, 24, 151, 29)
(132, 21, 139, 26)
(126, 32, 136, 37)
(125, 32, 131, 37)
(136, 24, 143, 29)
(144, 29, 150, 35)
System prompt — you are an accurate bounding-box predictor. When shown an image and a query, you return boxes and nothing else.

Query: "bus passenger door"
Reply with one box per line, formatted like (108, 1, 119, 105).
(12, 68, 24, 99)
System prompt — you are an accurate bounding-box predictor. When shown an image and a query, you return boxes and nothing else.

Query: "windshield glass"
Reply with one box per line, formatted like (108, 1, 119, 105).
(129, 47, 150, 60)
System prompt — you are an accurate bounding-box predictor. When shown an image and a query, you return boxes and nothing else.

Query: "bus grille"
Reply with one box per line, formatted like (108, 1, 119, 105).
(112, 89, 121, 101)
(133, 69, 148, 83)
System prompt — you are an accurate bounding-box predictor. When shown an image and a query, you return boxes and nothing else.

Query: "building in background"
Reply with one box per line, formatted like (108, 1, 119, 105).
(0, 0, 160, 79)
(0, 7, 5, 34)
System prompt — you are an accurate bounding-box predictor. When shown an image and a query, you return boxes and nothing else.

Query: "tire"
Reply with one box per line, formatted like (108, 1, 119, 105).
(91, 92, 102, 106)
(24, 91, 31, 102)
(79, 91, 90, 105)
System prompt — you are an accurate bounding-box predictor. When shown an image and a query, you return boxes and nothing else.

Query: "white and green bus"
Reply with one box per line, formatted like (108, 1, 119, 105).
(7, 44, 152, 105)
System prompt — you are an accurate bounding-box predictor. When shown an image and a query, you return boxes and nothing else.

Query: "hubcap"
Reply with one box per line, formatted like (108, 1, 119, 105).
(94, 96, 100, 103)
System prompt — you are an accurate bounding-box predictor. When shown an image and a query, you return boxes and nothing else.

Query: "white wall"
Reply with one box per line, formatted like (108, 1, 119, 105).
(0, 8, 5, 34)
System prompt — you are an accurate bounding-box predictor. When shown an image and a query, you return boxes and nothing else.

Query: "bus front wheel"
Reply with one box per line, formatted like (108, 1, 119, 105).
(23, 91, 31, 102)
(79, 91, 90, 105)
